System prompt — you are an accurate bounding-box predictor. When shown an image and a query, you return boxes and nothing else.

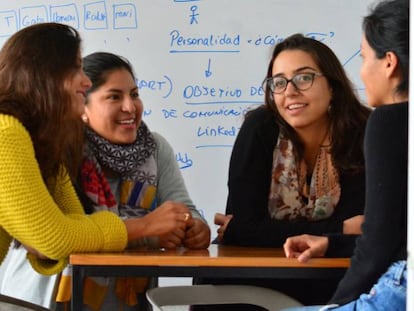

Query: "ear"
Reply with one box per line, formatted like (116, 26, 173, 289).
(384, 51, 399, 79)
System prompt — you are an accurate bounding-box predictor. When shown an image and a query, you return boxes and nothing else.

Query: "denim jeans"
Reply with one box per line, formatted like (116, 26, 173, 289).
(281, 260, 407, 311)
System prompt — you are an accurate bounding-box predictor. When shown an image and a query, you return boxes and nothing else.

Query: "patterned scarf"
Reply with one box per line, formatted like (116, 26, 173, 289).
(56, 122, 157, 310)
(268, 134, 340, 221)
(81, 122, 158, 217)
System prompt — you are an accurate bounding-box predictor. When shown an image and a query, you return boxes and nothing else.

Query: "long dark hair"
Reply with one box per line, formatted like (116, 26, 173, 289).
(363, 0, 409, 95)
(263, 33, 371, 173)
(0, 23, 84, 184)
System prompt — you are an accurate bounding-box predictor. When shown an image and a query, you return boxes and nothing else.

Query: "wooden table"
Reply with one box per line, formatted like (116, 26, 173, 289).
(70, 244, 350, 310)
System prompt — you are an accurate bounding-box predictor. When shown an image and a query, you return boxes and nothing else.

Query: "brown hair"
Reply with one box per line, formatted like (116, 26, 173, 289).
(0, 23, 84, 184)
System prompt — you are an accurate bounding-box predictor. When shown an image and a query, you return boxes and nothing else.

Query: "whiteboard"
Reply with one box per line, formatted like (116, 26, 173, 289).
(0, 0, 376, 232)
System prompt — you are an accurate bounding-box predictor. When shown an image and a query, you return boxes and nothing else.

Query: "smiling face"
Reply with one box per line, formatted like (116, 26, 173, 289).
(272, 49, 332, 133)
(84, 68, 143, 144)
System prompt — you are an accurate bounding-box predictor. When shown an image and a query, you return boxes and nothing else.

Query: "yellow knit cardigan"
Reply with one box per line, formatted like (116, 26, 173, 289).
(0, 114, 128, 275)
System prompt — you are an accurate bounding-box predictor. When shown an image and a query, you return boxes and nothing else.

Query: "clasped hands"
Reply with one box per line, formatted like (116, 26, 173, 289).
(146, 201, 211, 250)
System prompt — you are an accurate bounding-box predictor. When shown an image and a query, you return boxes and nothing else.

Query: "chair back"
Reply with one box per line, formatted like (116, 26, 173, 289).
(146, 285, 304, 311)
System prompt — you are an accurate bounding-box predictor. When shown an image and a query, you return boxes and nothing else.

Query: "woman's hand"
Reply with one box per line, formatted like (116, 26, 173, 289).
(343, 215, 364, 234)
(183, 218, 211, 249)
(283, 234, 329, 263)
(214, 213, 233, 243)
(124, 201, 190, 241)
(159, 228, 187, 249)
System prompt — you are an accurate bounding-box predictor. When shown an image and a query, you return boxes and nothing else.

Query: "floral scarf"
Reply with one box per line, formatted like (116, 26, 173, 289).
(268, 134, 340, 221)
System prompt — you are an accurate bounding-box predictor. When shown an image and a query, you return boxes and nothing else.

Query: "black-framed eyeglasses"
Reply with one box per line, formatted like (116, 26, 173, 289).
(264, 72, 324, 94)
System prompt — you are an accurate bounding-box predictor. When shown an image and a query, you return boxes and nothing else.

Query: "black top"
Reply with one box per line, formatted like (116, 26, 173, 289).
(328, 102, 408, 305)
(223, 106, 366, 247)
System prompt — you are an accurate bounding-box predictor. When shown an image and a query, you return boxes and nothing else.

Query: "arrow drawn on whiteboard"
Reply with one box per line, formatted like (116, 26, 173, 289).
(205, 58, 212, 78)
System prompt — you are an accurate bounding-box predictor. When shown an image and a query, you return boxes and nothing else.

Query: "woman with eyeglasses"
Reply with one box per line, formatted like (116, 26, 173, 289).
(283, 0, 408, 310)
(192, 33, 371, 310)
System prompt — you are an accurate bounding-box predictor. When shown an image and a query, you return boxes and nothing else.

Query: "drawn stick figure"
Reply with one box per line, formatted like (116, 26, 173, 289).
(190, 5, 199, 24)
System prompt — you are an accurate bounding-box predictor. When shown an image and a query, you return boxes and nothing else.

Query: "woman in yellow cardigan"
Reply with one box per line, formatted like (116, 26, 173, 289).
(0, 23, 192, 279)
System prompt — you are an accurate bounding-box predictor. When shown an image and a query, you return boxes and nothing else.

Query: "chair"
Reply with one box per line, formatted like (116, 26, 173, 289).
(146, 284, 304, 311)
(0, 294, 49, 311)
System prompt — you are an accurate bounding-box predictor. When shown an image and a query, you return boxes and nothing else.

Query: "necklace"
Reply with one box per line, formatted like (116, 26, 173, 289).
(298, 129, 334, 200)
